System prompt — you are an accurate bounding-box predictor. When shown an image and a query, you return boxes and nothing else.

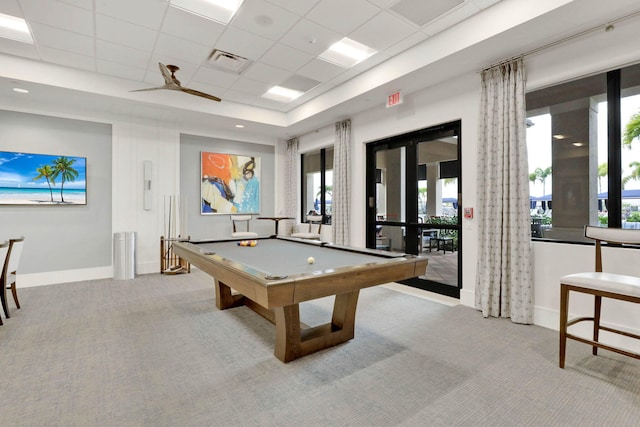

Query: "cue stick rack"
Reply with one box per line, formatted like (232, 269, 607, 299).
(160, 236, 190, 275)
(161, 195, 190, 275)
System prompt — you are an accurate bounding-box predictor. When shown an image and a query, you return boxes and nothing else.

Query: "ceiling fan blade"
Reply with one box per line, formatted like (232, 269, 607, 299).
(130, 86, 167, 93)
(181, 87, 222, 102)
(158, 63, 173, 85)
(131, 63, 222, 102)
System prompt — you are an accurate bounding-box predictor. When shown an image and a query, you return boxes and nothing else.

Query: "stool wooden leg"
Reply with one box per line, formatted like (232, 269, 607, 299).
(559, 284, 569, 368)
(593, 295, 602, 356)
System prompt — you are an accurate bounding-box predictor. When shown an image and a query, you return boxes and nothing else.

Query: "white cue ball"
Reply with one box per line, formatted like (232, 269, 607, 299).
(307, 256, 315, 264)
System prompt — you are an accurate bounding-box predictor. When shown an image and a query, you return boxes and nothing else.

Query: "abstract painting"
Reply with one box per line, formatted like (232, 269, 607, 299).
(201, 151, 260, 214)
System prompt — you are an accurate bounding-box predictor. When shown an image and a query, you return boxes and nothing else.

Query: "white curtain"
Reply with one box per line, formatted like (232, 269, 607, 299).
(333, 119, 351, 245)
(285, 137, 299, 236)
(475, 57, 533, 324)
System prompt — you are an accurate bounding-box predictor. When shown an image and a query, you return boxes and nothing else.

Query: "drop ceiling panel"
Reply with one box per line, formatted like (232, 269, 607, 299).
(191, 66, 241, 88)
(231, 0, 300, 41)
(29, 22, 94, 57)
(242, 62, 292, 85)
(279, 19, 342, 56)
(281, 74, 321, 91)
(97, 59, 146, 81)
(20, 0, 94, 36)
(153, 33, 212, 65)
(391, 0, 464, 27)
(259, 44, 314, 73)
(229, 76, 271, 96)
(96, 14, 158, 52)
(263, 0, 321, 16)
(297, 58, 345, 83)
(349, 10, 417, 51)
(0, 0, 22, 16)
(58, 0, 93, 10)
(214, 27, 275, 61)
(161, 7, 226, 45)
(96, 40, 150, 69)
(306, 0, 381, 34)
(95, 0, 166, 30)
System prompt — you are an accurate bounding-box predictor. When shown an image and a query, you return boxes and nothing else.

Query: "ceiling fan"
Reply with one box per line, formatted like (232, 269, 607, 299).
(131, 63, 221, 102)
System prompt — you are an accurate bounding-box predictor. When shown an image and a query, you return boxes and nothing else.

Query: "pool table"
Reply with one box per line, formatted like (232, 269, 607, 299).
(172, 236, 428, 362)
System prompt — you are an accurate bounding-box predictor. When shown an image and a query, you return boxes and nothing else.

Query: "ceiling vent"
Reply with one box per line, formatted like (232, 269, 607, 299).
(208, 49, 250, 73)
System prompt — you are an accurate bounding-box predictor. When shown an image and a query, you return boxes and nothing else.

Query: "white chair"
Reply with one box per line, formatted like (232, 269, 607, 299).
(1, 236, 24, 319)
(291, 215, 323, 240)
(559, 226, 640, 368)
(0, 241, 9, 325)
(230, 215, 258, 238)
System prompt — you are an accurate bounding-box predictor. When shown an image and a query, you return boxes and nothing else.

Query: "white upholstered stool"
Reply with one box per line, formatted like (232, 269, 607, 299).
(559, 225, 640, 368)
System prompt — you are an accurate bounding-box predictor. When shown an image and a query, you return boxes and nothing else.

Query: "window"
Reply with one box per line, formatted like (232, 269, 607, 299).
(526, 62, 640, 242)
(301, 147, 333, 224)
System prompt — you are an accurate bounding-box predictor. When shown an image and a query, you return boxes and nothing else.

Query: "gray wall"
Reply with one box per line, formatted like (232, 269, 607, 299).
(180, 133, 275, 240)
(0, 110, 112, 274)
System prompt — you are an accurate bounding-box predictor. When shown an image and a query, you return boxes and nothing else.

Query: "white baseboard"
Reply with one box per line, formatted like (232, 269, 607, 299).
(17, 261, 161, 288)
(18, 266, 113, 287)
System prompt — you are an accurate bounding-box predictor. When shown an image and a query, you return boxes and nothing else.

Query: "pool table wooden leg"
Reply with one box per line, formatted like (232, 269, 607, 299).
(274, 304, 302, 363)
(214, 279, 244, 310)
(273, 290, 360, 363)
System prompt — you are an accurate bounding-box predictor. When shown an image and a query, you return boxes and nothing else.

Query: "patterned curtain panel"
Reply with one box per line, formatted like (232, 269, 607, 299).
(475, 57, 533, 324)
(285, 137, 299, 236)
(333, 119, 351, 245)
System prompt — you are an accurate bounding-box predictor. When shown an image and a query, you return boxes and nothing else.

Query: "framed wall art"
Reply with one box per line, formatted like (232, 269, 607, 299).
(201, 151, 260, 215)
(0, 150, 87, 205)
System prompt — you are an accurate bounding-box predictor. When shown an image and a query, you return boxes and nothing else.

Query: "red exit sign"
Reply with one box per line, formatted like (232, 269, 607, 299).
(386, 91, 403, 108)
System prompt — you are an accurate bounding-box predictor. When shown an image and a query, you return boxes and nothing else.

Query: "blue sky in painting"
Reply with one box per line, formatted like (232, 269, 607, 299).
(0, 151, 87, 189)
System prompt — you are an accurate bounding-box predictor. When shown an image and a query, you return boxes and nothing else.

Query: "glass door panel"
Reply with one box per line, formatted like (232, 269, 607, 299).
(416, 133, 459, 290)
(367, 120, 461, 298)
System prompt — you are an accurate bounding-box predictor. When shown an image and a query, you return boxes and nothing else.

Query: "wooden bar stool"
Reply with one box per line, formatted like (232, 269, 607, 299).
(559, 226, 640, 368)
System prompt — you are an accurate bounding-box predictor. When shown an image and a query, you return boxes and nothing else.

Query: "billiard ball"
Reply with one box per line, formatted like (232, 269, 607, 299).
(307, 256, 315, 264)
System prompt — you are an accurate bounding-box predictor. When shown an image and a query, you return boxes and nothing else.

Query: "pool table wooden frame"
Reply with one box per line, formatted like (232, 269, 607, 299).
(173, 237, 428, 362)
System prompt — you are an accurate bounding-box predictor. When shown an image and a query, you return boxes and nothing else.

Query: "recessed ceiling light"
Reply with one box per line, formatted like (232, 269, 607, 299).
(170, 0, 244, 25)
(553, 134, 567, 139)
(235, 124, 244, 128)
(572, 142, 584, 147)
(318, 37, 376, 68)
(0, 12, 34, 44)
(13, 87, 29, 94)
(262, 86, 304, 103)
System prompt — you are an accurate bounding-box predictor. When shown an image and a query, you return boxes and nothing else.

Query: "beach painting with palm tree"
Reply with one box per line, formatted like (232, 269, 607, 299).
(0, 151, 86, 205)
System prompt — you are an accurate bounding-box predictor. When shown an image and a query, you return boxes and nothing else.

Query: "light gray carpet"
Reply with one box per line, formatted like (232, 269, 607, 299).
(1, 270, 639, 427)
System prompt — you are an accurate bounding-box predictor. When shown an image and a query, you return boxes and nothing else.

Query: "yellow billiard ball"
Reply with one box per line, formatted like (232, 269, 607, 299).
(307, 256, 315, 264)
